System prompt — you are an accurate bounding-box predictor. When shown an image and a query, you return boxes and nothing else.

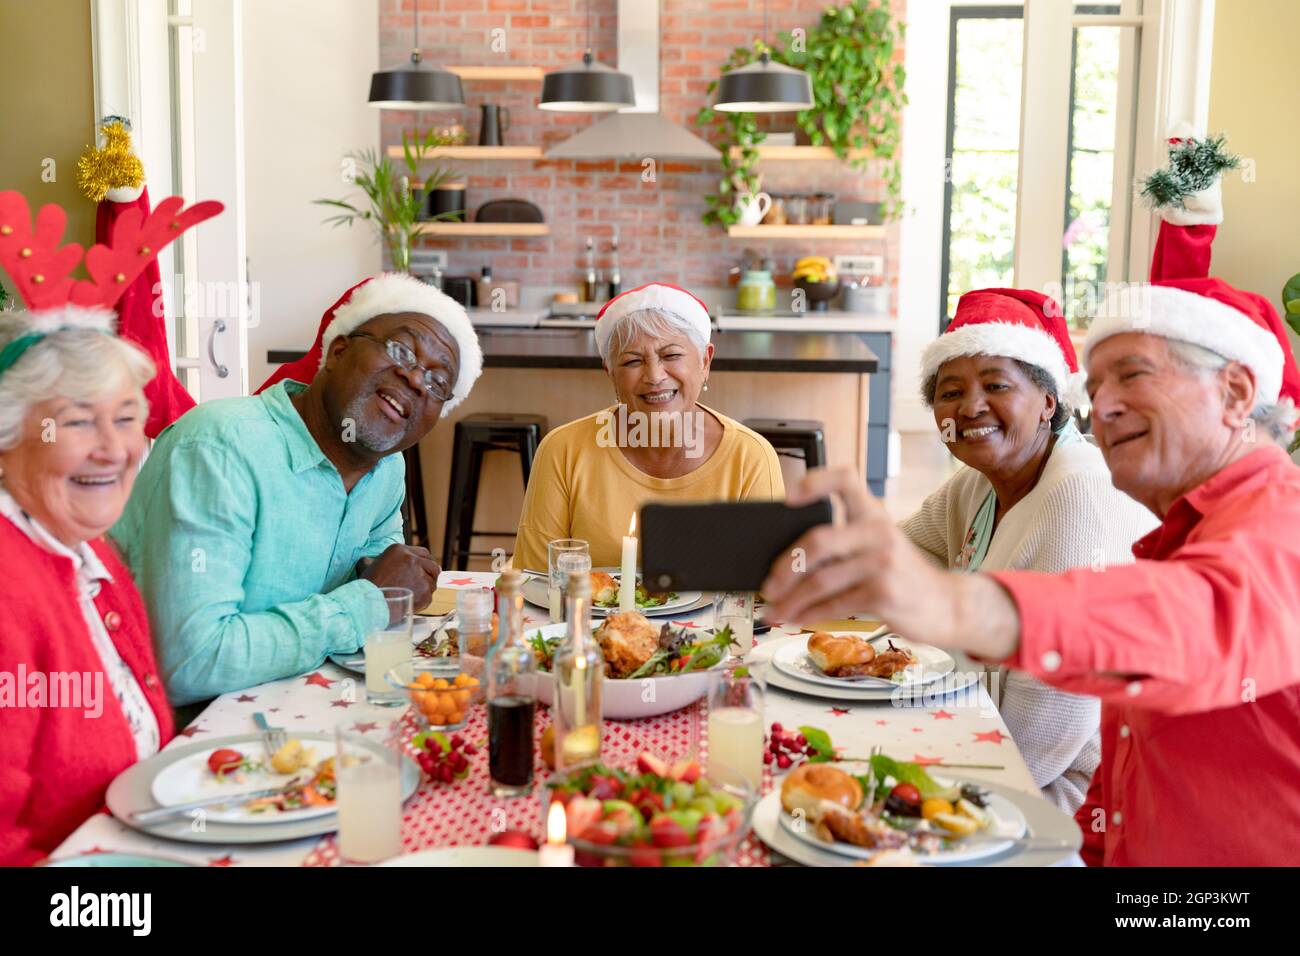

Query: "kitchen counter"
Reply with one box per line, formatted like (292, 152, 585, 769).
(268, 328, 878, 374)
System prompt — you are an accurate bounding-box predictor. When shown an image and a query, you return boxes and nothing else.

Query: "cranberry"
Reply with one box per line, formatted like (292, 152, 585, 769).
(762, 751, 774, 765)
(449, 734, 465, 750)
(771, 723, 783, 734)
(776, 754, 792, 770)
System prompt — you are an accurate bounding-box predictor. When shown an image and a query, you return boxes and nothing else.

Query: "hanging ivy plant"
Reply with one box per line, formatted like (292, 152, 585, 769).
(695, 0, 907, 227)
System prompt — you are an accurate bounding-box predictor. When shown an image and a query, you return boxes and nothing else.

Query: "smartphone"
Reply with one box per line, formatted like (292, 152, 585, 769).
(640, 498, 834, 593)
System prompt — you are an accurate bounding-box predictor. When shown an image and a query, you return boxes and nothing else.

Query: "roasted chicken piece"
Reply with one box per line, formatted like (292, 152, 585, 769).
(815, 802, 911, 850)
(594, 611, 660, 678)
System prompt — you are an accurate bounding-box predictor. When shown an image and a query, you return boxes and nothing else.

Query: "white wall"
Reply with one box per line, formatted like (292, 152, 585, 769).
(242, 0, 381, 390)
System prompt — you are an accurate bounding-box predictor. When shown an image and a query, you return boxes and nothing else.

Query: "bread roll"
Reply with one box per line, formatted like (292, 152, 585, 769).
(780, 763, 863, 817)
(807, 631, 875, 675)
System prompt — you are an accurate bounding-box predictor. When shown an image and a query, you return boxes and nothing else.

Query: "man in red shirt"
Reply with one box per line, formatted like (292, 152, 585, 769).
(764, 277, 1300, 865)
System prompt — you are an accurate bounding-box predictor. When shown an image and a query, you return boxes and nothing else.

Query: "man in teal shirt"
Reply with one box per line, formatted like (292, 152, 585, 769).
(113, 274, 483, 704)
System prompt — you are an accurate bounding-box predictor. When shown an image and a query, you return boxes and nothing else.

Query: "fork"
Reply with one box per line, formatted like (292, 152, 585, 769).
(252, 711, 286, 760)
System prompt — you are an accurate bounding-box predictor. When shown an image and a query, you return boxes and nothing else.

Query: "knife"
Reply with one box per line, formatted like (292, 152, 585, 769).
(131, 776, 309, 826)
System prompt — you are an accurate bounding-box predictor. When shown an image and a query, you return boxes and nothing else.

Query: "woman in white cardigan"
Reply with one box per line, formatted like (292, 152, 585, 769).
(902, 288, 1156, 813)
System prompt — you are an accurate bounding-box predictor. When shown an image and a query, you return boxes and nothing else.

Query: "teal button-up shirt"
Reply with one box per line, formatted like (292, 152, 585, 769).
(112, 381, 401, 704)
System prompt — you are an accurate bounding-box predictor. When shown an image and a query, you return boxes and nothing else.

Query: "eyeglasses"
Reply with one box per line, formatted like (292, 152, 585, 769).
(350, 332, 455, 402)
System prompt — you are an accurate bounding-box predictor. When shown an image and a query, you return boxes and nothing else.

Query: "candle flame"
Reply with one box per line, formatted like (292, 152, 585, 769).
(628, 512, 637, 536)
(547, 800, 567, 845)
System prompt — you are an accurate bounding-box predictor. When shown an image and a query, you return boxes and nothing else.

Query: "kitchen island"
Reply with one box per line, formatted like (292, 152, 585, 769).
(269, 328, 877, 568)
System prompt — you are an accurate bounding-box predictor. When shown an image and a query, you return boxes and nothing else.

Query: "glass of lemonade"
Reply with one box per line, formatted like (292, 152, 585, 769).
(335, 721, 403, 864)
(365, 587, 414, 706)
(547, 539, 589, 623)
(706, 667, 765, 793)
(713, 591, 756, 660)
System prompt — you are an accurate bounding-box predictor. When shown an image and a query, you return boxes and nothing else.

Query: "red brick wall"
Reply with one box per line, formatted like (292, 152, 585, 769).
(378, 0, 905, 299)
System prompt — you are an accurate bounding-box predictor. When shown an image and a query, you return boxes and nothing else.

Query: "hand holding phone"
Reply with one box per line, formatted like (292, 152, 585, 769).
(640, 498, 835, 593)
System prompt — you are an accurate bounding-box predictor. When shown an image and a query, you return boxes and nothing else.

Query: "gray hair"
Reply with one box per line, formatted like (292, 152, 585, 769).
(599, 307, 708, 367)
(921, 358, 1072, 432)
(1165, 338, 1296, 441)
(0, 314, 155, 451)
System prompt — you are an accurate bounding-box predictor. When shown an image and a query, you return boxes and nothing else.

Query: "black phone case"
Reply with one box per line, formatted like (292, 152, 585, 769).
(641, 499, 834, 593)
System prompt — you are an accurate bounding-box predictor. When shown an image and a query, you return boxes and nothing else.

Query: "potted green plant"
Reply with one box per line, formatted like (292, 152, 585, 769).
(1283, 272, 1300, 453)
(314, 129, 460, 273)
(695, 0, 907, 228)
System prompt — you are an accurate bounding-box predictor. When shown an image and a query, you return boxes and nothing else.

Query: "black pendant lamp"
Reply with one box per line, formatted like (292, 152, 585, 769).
(714, 2, 813, 113)
(538, 0, 634, 112)
(369, 0, 464, 110)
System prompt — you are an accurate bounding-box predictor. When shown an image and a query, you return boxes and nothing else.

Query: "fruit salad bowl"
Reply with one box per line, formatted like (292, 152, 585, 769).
(546, 757, 758, 867)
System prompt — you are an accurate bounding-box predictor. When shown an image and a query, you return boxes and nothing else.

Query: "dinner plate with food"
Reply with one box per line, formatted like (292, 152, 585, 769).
(328, 615, 442, 675)
(522, 569, 704, 618)
(108, 732, 421, 845)
(772, 630, 955, 690)
(149, 735, 341, 825)
(528, 611, 734, 719)
(772, 759, 1027, 865)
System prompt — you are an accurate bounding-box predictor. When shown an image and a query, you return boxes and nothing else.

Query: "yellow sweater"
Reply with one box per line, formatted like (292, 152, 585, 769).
(512, 404, 785, 571)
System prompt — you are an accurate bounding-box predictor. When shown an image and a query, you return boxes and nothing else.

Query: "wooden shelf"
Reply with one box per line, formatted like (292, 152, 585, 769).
(386, 145, 543, 160)
(414, 222, 549, 237)
(727, 224, 885, 240)
(729, 145, 874, 161)
(447, 65, 544, 82)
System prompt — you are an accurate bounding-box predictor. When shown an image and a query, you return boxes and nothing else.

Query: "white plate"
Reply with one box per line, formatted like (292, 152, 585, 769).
(777, 768, 1026, 865)
(522, 573, 702, 618)
(330, 617, 440, 674)
(379, 846, 539, 867)
(150, 737, 338, 825)
(764, 660, 981, 702)
(526, 621, 729, 719)
(754, 778, 1080, 867)
(773, 633, 954, 690)
(108, 733, 420, 845)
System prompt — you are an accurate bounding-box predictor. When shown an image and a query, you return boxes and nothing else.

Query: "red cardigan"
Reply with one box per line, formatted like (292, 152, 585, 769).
(0, 518, 175, 865)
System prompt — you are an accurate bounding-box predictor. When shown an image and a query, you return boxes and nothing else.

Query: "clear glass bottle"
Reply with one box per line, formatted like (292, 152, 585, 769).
(552, 569, 602, 770)
(608, 231, 622, 298)
(487, 569, 537, 797)
(581, 236, 598, 301)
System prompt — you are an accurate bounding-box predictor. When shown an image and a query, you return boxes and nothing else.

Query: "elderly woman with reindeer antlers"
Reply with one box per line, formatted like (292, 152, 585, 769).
(0, 190, 222, 865)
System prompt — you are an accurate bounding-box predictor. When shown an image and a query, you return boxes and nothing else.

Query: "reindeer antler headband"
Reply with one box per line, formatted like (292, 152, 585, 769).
(0, 189, 223, 377)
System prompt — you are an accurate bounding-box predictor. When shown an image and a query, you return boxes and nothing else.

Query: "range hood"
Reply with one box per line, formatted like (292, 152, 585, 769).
(545, 1, 720, 162)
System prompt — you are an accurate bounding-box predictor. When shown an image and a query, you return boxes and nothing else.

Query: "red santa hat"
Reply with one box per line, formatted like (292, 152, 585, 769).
(1088, 126, 1300, 414)
(257, 272, 482, 414)
(921, 288, 1078, 400)
(1083, 277, 1300, 411)
(594, 282, 711, 359)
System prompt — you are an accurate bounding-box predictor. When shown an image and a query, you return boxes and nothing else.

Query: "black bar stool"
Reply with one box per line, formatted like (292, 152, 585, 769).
(744, 418, 827, 470)
(401, 446, 430, 549)
(441, 413, 547, 571)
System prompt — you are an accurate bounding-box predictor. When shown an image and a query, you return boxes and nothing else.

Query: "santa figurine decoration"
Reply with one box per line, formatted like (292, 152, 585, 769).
(77, 118, 201, 437)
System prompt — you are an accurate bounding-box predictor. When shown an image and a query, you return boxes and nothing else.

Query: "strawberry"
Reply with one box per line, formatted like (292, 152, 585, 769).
(649, 815, 692, 849)
(668, 758, 701, 784)
(565, 796, 603, 839)
(628, 840, 663, 868)
(636, 751, 671, 777)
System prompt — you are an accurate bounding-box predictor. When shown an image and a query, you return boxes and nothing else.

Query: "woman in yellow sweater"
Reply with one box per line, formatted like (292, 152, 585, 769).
(512, 283, 784, 570)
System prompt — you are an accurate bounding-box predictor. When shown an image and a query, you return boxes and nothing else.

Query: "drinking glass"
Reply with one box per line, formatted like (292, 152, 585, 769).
(713, 591, 756, 660)
(706, 668, 765, 793)
(547, 538, 590, 623)
(335, 721, 403, 864)
(365, 587, 413, 706)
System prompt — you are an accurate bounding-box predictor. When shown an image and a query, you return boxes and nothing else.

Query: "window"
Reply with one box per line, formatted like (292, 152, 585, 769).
(939, 7, 1025, 327)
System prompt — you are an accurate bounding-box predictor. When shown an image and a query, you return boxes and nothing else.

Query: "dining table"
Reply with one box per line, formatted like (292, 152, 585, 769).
(51, 571, 1078, 867)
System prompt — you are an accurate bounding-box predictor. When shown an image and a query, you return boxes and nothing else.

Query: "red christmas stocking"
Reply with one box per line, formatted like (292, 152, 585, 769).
(1148, 220, 1217, 282)
(96, 185, 197, 437)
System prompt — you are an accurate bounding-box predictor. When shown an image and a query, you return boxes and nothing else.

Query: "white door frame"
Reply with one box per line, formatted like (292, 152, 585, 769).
(89, 0, 250, 400)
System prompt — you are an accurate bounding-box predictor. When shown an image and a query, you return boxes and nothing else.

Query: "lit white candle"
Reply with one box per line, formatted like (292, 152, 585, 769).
(538, 800, 575, 867)
(618, 513, 637, 613)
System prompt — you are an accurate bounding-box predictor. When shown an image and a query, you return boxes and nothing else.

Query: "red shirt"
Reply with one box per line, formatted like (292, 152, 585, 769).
(0, 520, 175, 865)
(989, 445, 1300, 865)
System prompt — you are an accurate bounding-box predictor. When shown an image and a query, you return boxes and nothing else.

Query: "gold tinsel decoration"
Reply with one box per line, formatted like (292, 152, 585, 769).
(77, 120, 145, 203)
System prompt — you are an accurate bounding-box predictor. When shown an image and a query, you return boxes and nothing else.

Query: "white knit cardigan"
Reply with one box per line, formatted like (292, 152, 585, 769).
(900, 438, 1158, 814)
